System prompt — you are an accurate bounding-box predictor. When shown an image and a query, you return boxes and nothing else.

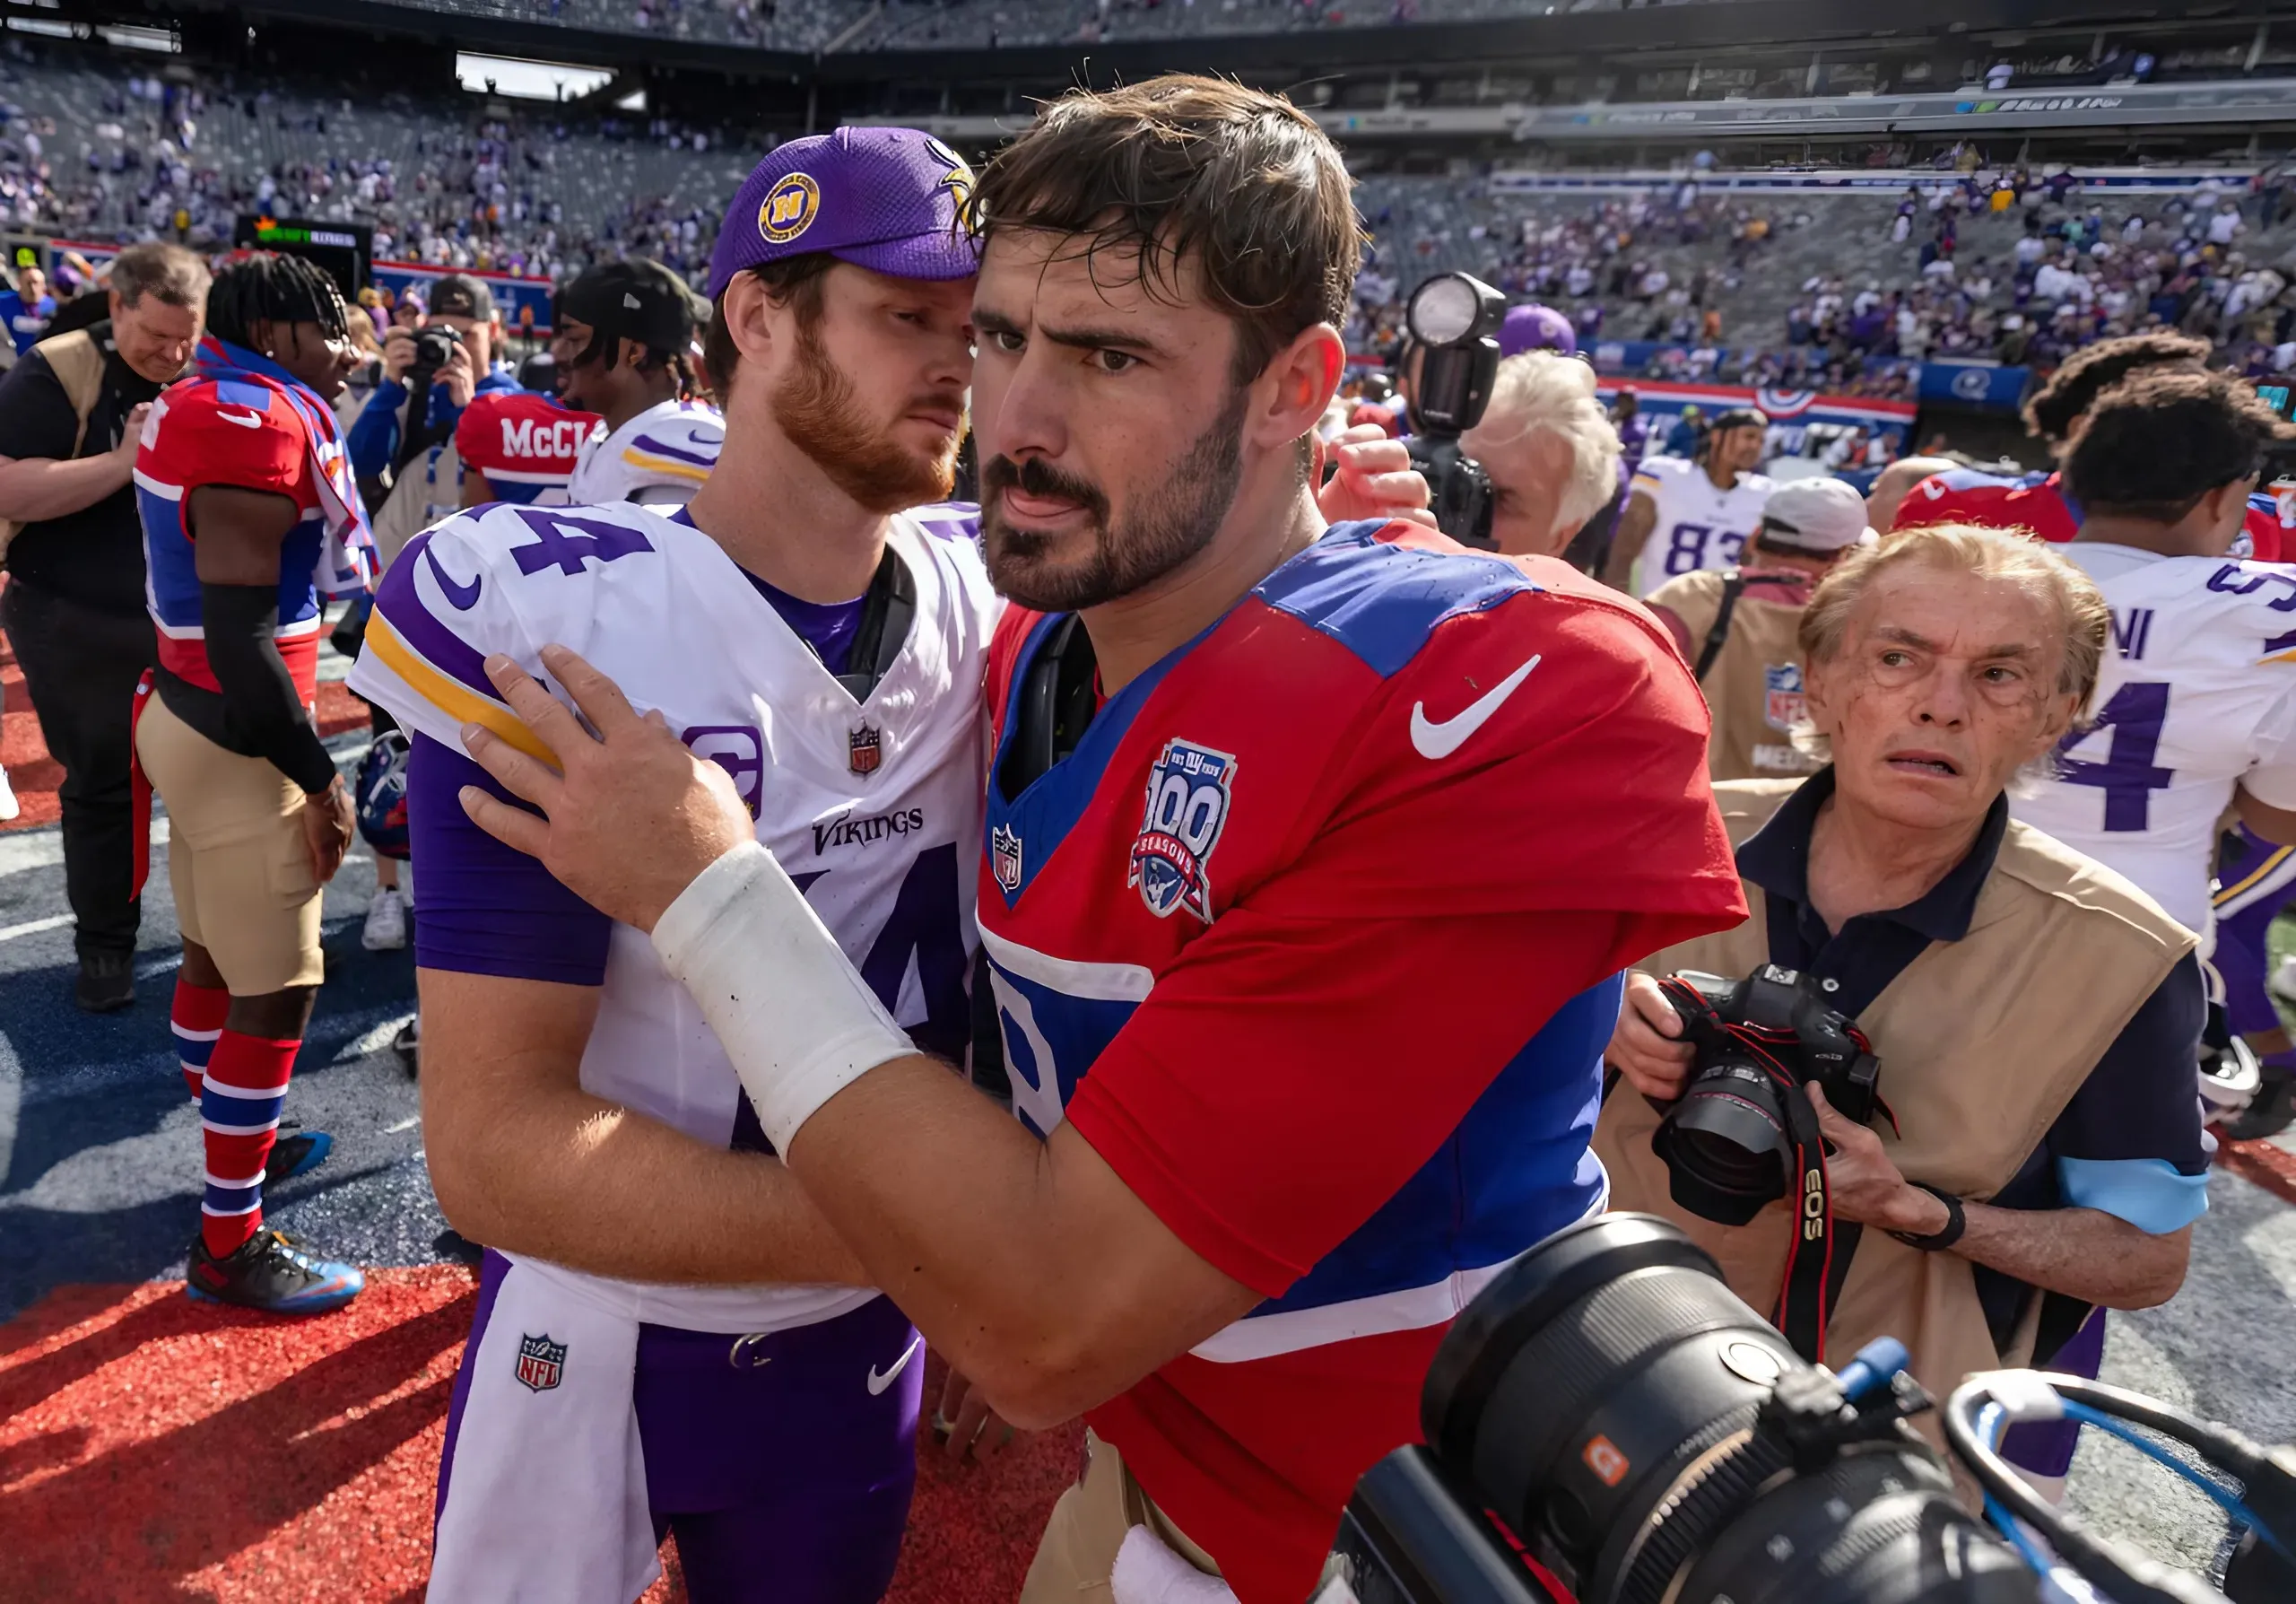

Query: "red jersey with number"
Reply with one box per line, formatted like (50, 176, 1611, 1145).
(976, 519, 1744, 1603)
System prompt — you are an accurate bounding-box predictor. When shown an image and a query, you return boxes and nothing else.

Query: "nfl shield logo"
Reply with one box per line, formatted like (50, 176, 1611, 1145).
(848, 724, 882, 777)
(991, 824, 1023, 894)
(1127, 738, 1237, 922)
(1763, 663, 1807, 732)
(515, 1333, 567, 1393)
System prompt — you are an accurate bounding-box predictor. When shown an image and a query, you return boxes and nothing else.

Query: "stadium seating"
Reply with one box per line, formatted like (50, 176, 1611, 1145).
(1352, 171, 2296, 386)
(6, 31, 2294, 393)
(0, 42, 770, 283)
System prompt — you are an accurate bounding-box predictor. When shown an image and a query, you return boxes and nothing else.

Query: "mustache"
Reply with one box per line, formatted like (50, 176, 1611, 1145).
(981, 453, 1109, 521)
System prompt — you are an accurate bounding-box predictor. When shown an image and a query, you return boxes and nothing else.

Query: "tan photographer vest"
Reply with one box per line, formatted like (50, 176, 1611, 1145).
(1595, 780, 2194, 1422)
(1647, 568, 1822, 783)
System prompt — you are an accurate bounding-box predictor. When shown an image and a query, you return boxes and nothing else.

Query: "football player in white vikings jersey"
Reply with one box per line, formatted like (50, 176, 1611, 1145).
(554, 258, 725, 508)
(1602, 405, 1774, 597)
(348, 131, 993, 1604)
(2013, 368, 2296, 938)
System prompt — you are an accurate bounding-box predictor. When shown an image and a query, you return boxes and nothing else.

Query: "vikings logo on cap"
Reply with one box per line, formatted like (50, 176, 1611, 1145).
(926, 135, 975, 214)
(1127, 738, 1236, 922)
(758, 171, 821, 245)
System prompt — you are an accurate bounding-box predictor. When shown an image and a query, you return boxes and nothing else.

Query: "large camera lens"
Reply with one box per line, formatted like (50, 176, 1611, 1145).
(1419, 1215, 2034, 1604)
(1652, 1058, 1796, 1225)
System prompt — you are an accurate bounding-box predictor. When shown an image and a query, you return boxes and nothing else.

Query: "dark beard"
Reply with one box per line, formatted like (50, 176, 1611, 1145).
(772, 322, 958, 514)
(980, 388, 1248, 613)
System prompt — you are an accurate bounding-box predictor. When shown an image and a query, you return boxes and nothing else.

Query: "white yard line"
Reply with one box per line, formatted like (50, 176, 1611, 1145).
(0, 912, 73, 943)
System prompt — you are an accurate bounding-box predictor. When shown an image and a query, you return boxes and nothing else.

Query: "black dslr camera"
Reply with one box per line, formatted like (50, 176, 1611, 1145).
(1649, 965, 1882, 1227)
(1402, 273, 1504, 549)
(395, 321, 465, 472)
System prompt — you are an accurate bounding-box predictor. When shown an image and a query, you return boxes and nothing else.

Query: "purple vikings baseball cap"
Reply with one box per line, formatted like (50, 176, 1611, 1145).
(1499, 303, 1578, 359)
(707, 126, 982, 300)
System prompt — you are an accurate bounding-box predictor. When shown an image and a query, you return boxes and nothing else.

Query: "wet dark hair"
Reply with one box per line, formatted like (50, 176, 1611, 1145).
(2062, 367, 2292, 521)
(205, 251, 351, 352)
(2022, 331, 2210, 445)
(963, 74, 1361, 389)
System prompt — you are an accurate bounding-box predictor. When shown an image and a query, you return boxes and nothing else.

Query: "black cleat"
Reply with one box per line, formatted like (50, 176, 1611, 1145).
(393, 1016, 420, 1077)
(432, 1228, 483, 1267)
(2226, 1070, 2296, 1143)
(74, 951, 135, 1013)
(185, 1227, 363, 1315)
(263, 1128, 334, 1188)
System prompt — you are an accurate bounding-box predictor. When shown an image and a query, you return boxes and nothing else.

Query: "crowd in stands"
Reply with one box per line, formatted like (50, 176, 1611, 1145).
(1351, 162, 2296, 397)
(0, 43, 764, 286)
(8, 28, 2296, 403)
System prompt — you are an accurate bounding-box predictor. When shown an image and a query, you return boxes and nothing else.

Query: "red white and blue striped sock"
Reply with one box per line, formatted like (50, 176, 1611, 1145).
(170, 977, 230, 1104)
(199, 1031, 300, 1260)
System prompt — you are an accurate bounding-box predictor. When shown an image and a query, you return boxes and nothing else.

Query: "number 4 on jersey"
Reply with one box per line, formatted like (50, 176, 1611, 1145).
(2054, 681, 2173, 832)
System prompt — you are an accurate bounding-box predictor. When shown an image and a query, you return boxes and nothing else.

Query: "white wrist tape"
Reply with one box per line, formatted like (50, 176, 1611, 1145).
(652, 840, 915, 1155)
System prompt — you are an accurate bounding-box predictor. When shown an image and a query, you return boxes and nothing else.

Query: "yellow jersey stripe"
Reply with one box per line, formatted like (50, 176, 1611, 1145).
(363, 610, 561, 765)
(2216, 843, 2296, 906)
(619, 450, 713, 484)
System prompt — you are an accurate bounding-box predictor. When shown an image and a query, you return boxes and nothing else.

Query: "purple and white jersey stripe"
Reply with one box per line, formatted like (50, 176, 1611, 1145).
(565, 397, 723, 508)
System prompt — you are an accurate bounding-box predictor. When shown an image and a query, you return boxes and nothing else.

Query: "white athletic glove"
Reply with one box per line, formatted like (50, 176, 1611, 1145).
(652, 841, 915, 1154)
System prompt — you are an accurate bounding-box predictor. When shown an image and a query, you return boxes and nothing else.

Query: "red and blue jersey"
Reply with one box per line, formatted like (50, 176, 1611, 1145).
(1894, 466, 2287, 560)
(135, 339, 370, 702)
(978, 519, 1744, 1601)
(454, 390, 597, 506)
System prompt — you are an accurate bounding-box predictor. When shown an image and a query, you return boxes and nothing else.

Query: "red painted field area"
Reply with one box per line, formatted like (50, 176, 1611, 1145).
(0, 1269, 1079, 1603)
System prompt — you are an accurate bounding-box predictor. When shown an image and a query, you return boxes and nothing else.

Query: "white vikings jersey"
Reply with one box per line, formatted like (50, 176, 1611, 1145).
(1628, 456, 1775, 597)
(2013, 545, 2296, 933)
(565, 397, 724, 507)
(348, 499, 998, 1332)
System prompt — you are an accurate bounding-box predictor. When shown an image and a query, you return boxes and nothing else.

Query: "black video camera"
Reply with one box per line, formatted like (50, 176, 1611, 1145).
(1402, 273, 1504, 549)
(1328, 1214, 2296, 1604)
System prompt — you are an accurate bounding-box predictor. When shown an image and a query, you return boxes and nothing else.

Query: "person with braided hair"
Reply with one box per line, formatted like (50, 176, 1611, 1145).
(553, 258, 723, 507)
(132, 250, 375, 1314)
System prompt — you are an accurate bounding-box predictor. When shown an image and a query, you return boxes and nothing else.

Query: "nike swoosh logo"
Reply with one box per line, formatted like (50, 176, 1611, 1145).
(1409, 653, 1543, 761)
(216, 407, 265, 430)
(423, 545, 483, 611)
(867, 1336, 924, 1396)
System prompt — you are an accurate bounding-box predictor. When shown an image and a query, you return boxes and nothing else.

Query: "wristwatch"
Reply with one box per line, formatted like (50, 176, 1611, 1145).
(1886, 1182, 1966, 1251)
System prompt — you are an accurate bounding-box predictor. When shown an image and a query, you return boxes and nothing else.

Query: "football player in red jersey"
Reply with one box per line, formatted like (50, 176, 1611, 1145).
(1892, 330, 2287, 559)
(453, 77, 1745, 1603)
(133, 252, 370, 1314)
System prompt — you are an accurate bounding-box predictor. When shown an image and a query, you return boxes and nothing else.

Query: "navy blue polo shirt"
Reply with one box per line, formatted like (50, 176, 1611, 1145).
(1735, 770, 2208, 1332)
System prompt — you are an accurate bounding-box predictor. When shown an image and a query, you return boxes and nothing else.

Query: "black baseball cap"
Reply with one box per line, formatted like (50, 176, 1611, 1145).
(556, 259, 701, 356)
(427, 273, 497, 322)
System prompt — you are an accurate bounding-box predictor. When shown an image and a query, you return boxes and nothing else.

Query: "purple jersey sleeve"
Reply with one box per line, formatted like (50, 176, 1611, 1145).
(407, 732, 613, 985)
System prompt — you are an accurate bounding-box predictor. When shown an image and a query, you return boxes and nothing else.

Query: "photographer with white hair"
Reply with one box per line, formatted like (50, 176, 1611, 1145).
(1460, 350, 1622, 562)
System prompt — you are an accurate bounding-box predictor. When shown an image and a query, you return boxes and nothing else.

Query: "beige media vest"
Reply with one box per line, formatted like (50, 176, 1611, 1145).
(1647, 567, 1823, 784)
(1594, 779, 2196, 1425)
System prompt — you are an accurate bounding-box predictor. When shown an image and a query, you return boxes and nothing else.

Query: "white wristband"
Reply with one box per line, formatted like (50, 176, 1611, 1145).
(652, 840, 915, 1155)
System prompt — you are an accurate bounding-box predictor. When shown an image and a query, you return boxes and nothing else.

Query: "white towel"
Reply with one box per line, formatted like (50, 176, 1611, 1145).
(1111, 1524, 1240, 1604)
(429, 1257, 660, 1604)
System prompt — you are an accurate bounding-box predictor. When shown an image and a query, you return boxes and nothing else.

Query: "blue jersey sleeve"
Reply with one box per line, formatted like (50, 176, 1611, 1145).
(407, 733, 613, 987)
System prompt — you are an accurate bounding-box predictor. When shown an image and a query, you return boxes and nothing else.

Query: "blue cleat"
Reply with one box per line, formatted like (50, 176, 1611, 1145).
(185, 1228, 365, 1315)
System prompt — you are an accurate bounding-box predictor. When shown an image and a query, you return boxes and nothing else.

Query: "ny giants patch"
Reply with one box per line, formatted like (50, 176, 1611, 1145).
(1127, 738, 1237, 922)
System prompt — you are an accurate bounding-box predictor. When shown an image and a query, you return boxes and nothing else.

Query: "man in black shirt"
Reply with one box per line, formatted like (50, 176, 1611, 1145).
(0, 242, 208, 1010)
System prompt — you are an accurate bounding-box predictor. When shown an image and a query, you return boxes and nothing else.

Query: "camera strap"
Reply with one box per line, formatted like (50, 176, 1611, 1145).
(1773, 1083, 1845, 1364)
